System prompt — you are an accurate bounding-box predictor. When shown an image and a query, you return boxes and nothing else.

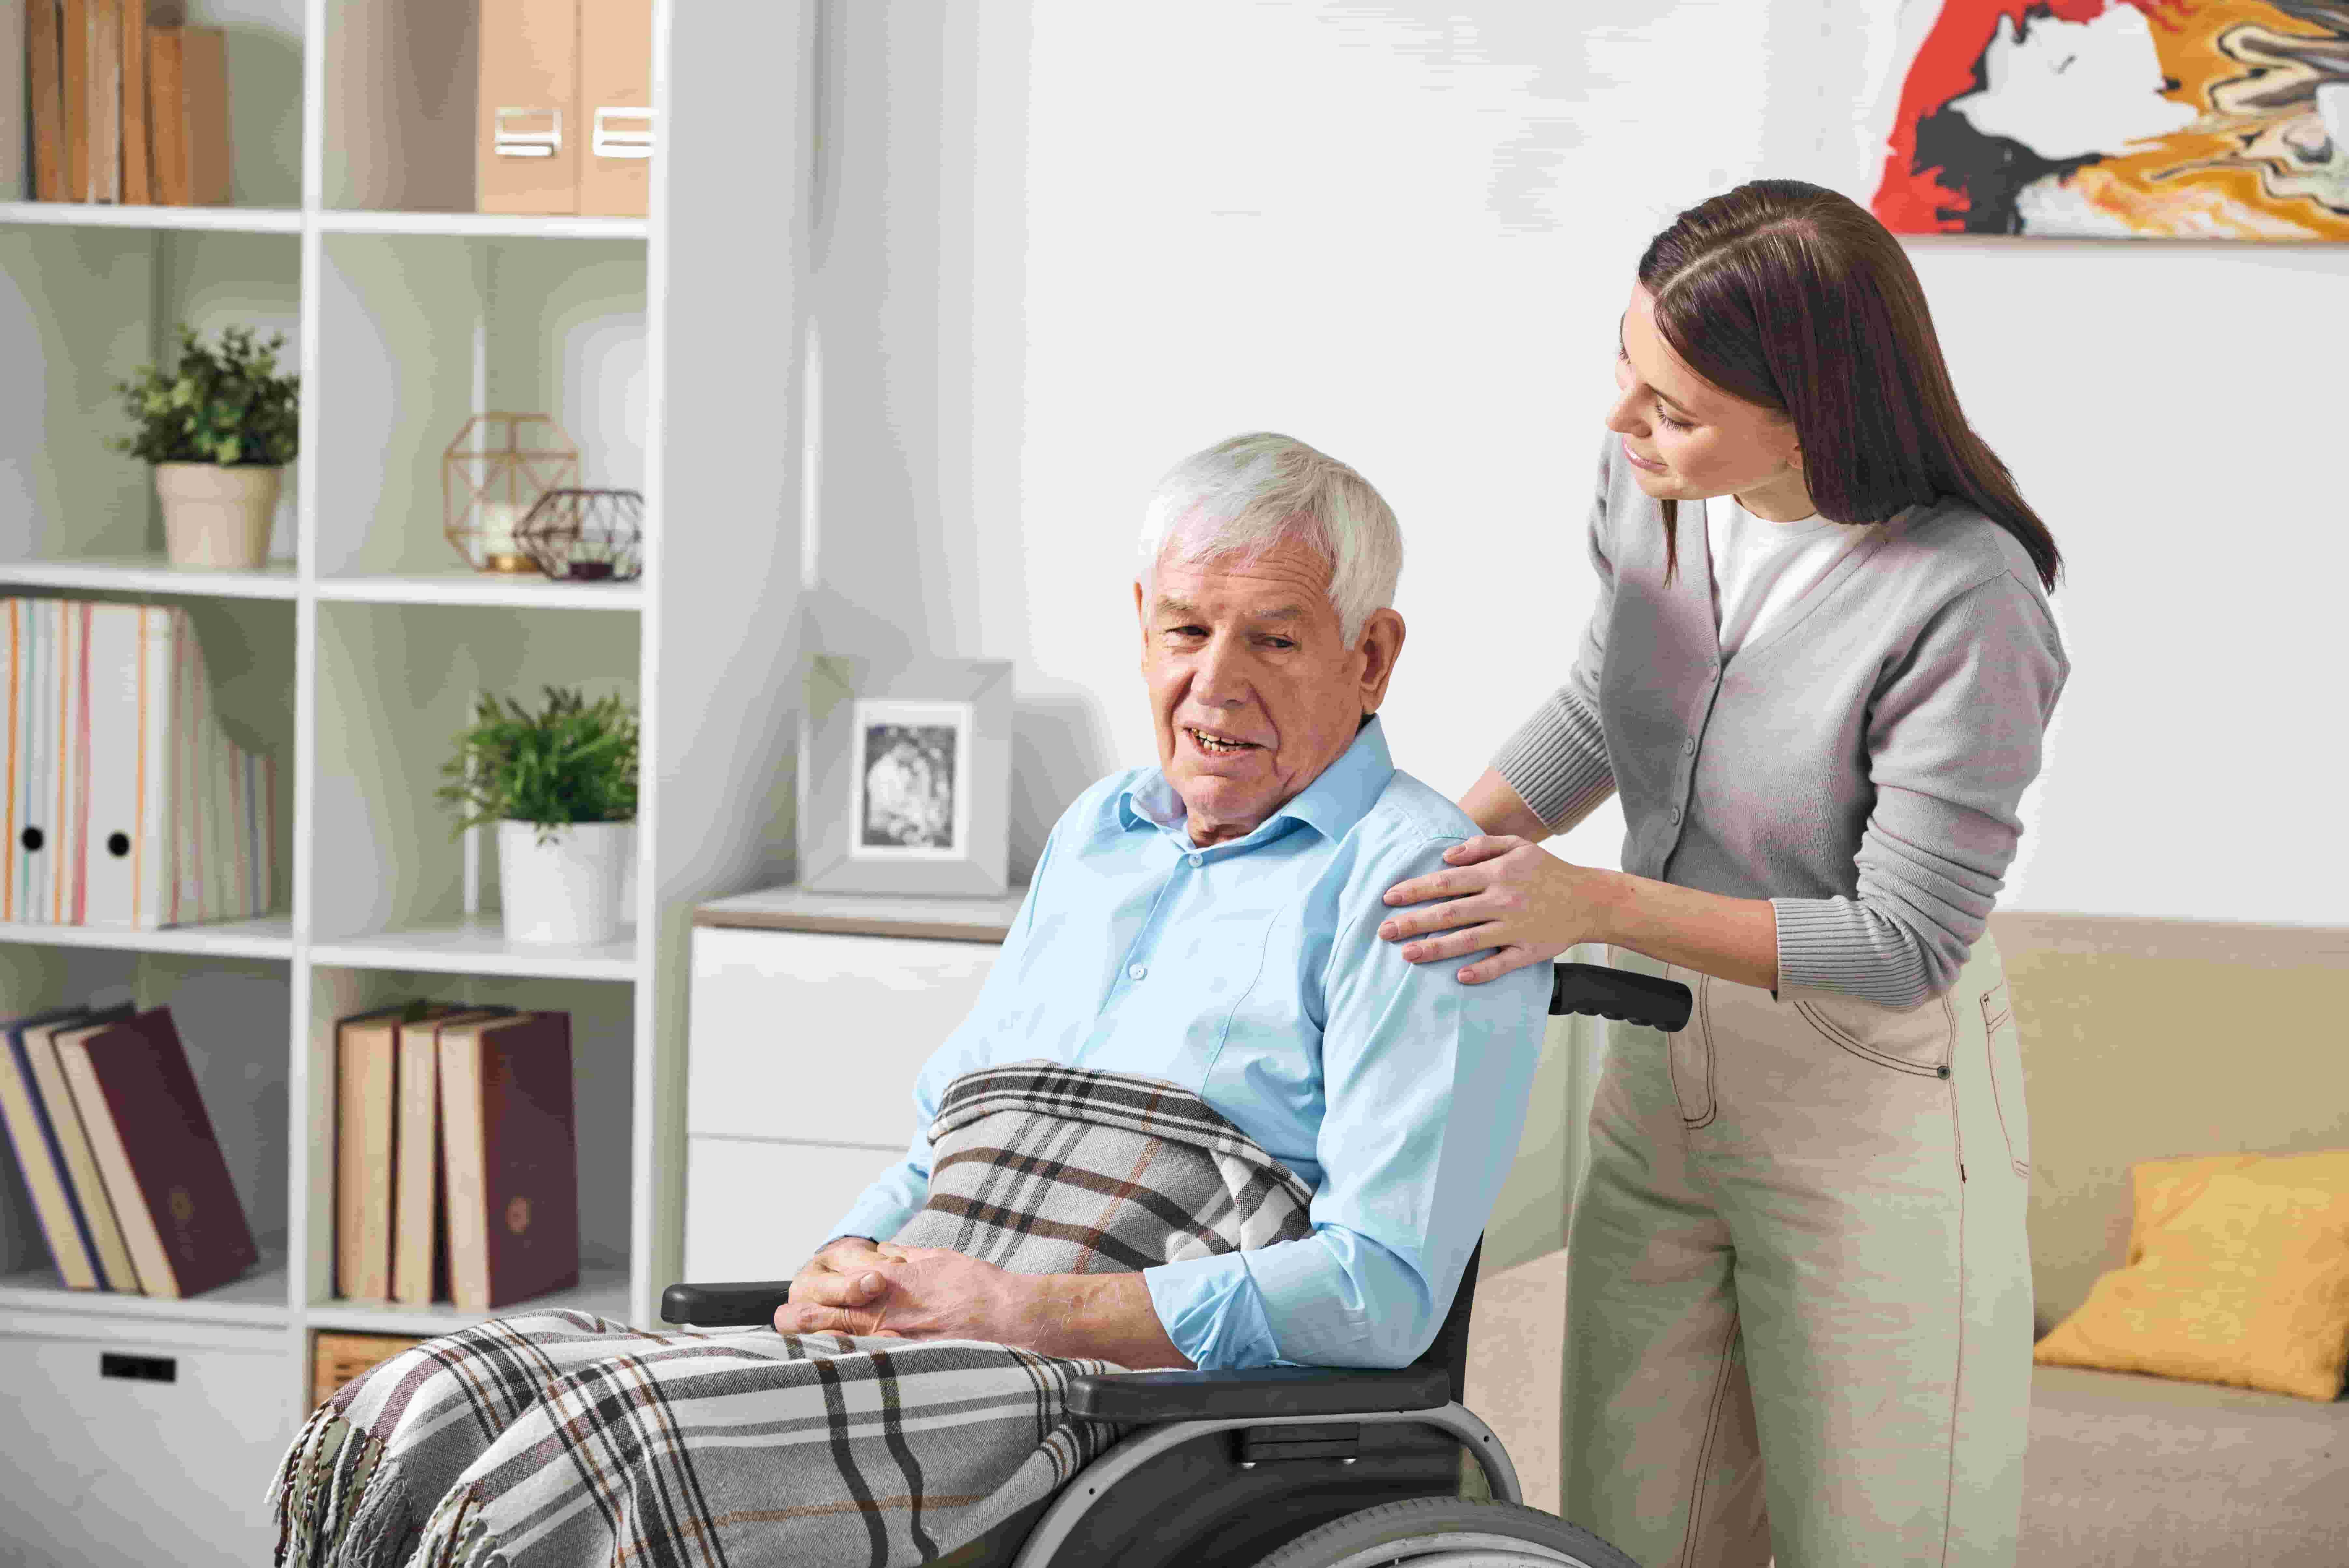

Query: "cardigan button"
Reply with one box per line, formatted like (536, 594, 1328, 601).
(1669, 805, 1682, 824)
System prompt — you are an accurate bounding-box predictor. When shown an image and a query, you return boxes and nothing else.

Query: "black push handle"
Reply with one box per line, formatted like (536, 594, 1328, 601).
(661, 1280, 792, 1326)
(1549, 961, 1693, 1033)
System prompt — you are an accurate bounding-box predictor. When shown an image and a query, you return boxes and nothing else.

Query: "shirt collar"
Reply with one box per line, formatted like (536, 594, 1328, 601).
(1119, 715, 1395, 848)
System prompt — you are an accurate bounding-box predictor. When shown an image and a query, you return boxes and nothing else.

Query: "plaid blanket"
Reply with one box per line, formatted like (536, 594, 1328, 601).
(269, 1060, 1315, 1568)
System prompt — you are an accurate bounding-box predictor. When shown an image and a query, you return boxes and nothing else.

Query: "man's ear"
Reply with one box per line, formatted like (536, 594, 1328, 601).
(1356, 607, 1406, 713)
(1134, 579, 1149, 663)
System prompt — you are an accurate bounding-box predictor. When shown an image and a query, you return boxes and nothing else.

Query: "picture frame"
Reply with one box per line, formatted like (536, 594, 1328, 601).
(799, 654, 1012, 897)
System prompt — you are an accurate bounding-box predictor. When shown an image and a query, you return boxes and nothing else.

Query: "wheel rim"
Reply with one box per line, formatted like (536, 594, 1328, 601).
(1310, 1536, 1605, 1568)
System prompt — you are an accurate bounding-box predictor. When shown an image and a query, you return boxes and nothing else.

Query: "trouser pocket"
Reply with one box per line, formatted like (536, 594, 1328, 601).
(1670, 977, 1717, 1126)
(1978, 980, 2031, 1177)
(1792, 987, 1957, 1077)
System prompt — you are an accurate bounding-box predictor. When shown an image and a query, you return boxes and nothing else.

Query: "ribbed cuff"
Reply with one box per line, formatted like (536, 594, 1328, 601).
(1770, 897, 1931, 1009)
(1492, 689, 1614, 831)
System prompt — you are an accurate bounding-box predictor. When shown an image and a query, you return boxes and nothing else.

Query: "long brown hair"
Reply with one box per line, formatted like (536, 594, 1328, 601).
(1637, 179, 2061, 591)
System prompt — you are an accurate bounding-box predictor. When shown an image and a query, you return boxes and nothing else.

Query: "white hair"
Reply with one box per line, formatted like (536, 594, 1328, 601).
(1136, 432, 1403, 647)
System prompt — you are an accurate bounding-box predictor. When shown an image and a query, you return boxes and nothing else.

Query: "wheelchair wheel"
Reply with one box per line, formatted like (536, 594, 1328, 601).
(1249, 1496, 1640, 1568)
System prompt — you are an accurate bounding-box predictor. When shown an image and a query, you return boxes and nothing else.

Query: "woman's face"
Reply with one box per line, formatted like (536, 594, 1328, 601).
(1606, 282, 1812, 520)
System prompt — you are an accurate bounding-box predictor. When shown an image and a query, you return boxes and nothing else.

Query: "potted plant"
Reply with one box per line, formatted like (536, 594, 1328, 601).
(435, 685, 640, 945)
(108, 323, 300, 570)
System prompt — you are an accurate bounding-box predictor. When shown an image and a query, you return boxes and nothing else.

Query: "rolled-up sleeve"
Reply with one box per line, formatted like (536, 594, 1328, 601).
(1494, 432, 1619, 832)
(1773, 570, 2068, 1007)
(1142, 838, 1551, 1370)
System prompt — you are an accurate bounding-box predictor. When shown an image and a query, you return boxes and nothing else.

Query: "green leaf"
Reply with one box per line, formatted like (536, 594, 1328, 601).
(439, 684, 639, 837)
(110, 321, 300, 468)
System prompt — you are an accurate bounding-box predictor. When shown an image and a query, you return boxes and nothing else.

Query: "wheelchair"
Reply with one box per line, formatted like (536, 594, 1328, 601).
(663, 960, 1694, 1568)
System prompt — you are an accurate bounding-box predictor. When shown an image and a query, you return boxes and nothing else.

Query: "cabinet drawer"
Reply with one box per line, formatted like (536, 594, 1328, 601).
(0, 1316, 292, 1568)
(683, 1134, 905, 1286)
(687, 927, 999, 1146)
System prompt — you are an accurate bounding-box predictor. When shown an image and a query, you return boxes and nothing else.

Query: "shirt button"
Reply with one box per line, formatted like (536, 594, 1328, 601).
(1128, 963, 1147, 980)
(1187, 853, 1203, 868)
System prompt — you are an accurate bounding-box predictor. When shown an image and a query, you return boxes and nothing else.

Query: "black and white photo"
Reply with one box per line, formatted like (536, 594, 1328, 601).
(799, 655, 1011, 896)
(849, 701, 969, 856)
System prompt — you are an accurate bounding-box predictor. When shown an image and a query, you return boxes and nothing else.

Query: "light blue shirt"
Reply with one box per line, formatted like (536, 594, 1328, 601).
(824, 717, 1551, 1370)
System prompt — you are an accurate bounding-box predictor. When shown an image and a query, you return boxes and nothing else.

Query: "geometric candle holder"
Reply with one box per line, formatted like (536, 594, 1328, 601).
(515, 488, 646, 582)
(442, 413, 580, 574)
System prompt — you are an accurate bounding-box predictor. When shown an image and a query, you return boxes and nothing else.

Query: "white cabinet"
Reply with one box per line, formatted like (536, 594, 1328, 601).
(0, 1313, 294, 1568)
(681, 886, 1027, 1284)
(682, 1137, 903, 1284)
(687, 926, 1001, 1146)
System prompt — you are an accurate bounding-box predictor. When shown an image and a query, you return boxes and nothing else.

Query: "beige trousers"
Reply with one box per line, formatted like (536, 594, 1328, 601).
(1560, 937, 2033, 1568)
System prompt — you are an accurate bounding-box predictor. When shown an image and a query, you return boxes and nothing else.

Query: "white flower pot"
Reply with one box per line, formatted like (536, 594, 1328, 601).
(497, 820, 635, 945)
(154, 462, 282, 570)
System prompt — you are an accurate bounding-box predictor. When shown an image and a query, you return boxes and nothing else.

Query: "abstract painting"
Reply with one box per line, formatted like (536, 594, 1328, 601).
(1871, 1, 2349, 238)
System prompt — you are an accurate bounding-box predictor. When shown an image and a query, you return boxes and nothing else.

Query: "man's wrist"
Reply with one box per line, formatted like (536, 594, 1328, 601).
(1006, 1270, 1062, 1355)
(1021, 1272, 1191, 1369)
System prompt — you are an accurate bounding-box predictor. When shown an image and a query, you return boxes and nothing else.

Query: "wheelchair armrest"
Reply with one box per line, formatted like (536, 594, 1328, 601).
(1064, 1363, 1449, 1422)
(661, 1280, 792, 1326)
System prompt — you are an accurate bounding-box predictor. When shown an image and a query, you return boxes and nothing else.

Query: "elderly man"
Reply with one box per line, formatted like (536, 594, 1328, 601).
(777, 430, 1551, 1375)
(268, 433, 1550, 1568)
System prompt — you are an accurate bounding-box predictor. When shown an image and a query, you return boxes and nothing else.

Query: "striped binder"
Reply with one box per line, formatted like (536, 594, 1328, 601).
(2, 599, 274, 929)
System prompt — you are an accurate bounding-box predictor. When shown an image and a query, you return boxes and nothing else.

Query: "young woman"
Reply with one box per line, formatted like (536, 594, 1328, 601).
(1379, 179, 2069, 1568)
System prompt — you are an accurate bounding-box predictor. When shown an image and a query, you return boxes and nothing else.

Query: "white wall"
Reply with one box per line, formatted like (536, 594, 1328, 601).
(801, 0, 2347, 926)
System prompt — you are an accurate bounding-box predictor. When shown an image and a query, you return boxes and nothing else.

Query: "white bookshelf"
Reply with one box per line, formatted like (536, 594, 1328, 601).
(0, 2, 813, 1561)
(0, 199, 304, 233)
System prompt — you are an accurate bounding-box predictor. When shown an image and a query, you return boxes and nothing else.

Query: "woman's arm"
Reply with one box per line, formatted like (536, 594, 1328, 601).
(1588, 869, 1777, 990)
(1435, 766, 1777, 987)
(1378, 837, 1779, 991)
(1771, 572, 2069, 1005)
(1391, 571, 2067, 1000)
(1459, 768, 1554, 842)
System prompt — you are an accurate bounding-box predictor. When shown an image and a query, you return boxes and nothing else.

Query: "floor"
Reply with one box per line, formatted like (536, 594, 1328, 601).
(1460, 1246, 1569, 1518)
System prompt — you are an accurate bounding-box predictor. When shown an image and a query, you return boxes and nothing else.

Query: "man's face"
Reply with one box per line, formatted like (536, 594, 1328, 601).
(1136, 535, 1403, 847)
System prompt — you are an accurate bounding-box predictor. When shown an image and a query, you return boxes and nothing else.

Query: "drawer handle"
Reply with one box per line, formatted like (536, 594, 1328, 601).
(100, 1352, 177, 1383)
(593, 106, 654, 159)
(494, 106, 562, 158)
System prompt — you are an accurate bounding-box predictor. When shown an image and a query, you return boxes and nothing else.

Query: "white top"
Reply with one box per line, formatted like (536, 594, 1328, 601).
(1706, 494, 1869, 657)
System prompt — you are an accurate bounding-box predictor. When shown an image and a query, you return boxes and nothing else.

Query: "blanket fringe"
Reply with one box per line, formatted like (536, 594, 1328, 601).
(267, 1400, 387, 1568)
(411, 1481, 497, 1568)
(336, 1452, 425, 1568)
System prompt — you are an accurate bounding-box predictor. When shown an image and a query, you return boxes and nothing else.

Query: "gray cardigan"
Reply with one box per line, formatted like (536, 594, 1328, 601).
(1494, 432, 2070, 1008)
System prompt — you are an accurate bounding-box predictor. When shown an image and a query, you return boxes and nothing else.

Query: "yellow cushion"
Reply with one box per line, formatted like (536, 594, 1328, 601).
(2034, 1149, 2349, 1401)
(2124, 1152, 2265, 1264)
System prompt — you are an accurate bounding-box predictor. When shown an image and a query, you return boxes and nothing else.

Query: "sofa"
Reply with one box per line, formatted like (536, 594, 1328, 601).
(1462, 911, 2349, 1566)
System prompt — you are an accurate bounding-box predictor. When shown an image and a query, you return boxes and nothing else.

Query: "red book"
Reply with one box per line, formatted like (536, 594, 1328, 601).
(53, 1006, 256, 1298)
(440, 1011, 578, 1311)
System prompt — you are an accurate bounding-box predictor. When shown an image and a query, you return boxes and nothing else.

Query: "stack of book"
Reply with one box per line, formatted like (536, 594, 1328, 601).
(21, 0, 232, 205)
(335, 1003, 580, 1313)
(0, 999, 259, 1297)
(2, 598, 277, 931)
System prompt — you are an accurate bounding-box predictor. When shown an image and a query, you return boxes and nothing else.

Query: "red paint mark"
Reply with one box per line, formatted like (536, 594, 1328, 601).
(1871, 0, 2208, 232)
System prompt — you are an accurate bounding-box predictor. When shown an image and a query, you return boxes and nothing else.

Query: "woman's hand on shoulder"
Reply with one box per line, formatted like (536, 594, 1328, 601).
(1378, 834, 1613, 983)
